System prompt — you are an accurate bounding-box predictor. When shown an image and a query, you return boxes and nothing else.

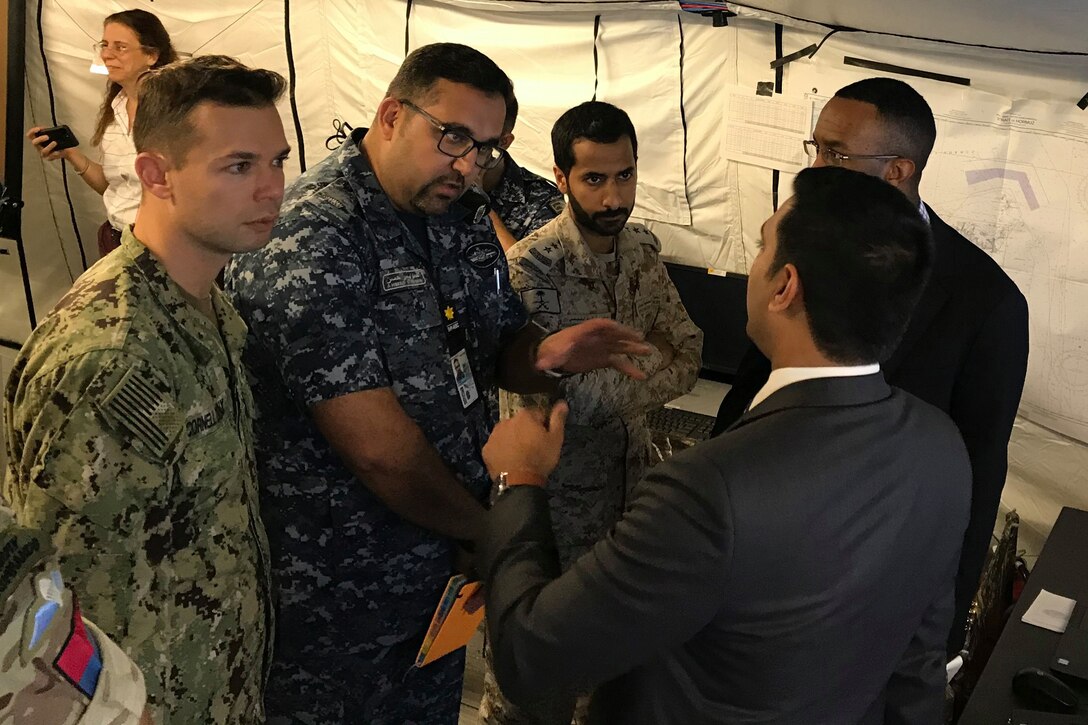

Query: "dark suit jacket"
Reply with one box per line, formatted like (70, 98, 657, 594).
(712, 206, 1029, 652)
(483, 374, 971, 724)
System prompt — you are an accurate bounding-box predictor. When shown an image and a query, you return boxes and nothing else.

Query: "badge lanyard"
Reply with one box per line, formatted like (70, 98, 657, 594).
(414, 225, 481, 411)
(442, 302, 479, 409)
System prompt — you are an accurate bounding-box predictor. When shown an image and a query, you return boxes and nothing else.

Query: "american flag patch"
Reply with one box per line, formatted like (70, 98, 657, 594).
(97, 366, 182, 459)
(53, 597, 102, 699)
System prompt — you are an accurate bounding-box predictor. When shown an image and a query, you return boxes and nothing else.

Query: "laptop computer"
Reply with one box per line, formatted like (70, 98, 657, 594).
(649, 263, 749, 448)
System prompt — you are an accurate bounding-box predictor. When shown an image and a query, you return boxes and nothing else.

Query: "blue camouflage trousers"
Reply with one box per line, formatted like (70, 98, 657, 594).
(265, 641, 465, 725)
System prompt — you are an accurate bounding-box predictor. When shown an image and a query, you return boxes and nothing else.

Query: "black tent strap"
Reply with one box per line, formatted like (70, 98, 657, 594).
(591, 15, 601, 101)
(676, 14, 691, 215)
(284, 0, 307, 172)
(844, 56, 970, 86)
(771, 22, 782, 213)
(6, 0, 35, 331)
(35, 0, 86, 274)
(769, 28, 841, 69)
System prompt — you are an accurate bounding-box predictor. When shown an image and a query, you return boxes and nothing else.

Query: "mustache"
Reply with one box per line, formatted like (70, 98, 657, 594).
(593, 209, 630, 222)
(424, 173, 465, 191)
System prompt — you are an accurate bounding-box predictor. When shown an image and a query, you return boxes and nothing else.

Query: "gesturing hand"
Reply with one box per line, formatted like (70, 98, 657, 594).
(482, 401, 569, 485)
(536, 319, 653, 380)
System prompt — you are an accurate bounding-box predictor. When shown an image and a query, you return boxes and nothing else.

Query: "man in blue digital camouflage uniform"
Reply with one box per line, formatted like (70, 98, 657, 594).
(225, 42, 651, 725)
(482, 86, 564, 250)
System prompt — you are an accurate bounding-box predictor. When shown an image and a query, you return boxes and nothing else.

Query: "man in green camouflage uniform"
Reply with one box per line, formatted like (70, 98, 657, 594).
(1, 504, 149, 724)
(484, 101, 703, 725)
(2, 56, 291, 723)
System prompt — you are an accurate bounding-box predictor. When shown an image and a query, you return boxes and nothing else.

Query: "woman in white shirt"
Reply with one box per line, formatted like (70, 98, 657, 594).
(28, 10, 177, 256)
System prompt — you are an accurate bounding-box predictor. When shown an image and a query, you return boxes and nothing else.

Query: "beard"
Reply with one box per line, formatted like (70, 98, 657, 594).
(410, 172, 466, 216)
(567, 192, 630, 237)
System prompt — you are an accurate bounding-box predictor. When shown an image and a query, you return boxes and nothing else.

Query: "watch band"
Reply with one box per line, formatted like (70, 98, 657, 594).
(497, 470, 547, 495)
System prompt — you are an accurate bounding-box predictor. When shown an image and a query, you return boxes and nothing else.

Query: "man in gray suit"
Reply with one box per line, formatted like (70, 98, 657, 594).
(479, 166, 971, 724)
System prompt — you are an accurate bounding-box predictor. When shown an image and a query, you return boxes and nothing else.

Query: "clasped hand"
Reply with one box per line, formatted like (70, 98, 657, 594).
(483, 401, 569, 487)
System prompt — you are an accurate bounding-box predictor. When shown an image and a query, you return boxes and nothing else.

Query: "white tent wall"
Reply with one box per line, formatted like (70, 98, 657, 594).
(15, 1, 302, 334)
(12, 0, 1088, 556)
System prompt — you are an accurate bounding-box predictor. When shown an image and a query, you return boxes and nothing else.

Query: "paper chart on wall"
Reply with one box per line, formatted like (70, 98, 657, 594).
(719, 88, 812, 173)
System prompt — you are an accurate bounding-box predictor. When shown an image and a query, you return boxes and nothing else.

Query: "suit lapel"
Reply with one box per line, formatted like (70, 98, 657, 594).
(729, 373, 892, 432)
(883, 204, 956, 376)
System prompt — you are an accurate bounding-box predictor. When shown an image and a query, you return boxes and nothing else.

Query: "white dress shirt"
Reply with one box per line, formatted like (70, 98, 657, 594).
(749, 363, 881, 412)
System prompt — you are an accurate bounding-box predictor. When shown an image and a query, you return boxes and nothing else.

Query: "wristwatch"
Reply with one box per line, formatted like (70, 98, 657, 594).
(496, 471, 516, 497)
(496, 470, 547, 496)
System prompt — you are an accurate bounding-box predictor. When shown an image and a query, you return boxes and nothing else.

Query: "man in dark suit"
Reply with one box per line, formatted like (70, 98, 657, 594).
(480, 166, 971, 724)
(712, 78, 1029, 654)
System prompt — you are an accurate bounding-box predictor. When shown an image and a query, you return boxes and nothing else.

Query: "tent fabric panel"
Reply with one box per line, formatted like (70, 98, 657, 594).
(21, 0, 106, 323)
(733, 0, 1088, 55)
(595, 13, 691, 226)
(642, 15, 737, 269)
(410, 0, 597, 184)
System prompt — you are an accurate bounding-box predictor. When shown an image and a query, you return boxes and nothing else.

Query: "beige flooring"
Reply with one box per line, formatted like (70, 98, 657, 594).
(459, 627, 487, 724)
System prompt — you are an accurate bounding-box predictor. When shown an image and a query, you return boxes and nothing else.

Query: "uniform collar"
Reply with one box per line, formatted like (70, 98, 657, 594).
(119, 226, 246, 366)
(552, 206, 637, 280)
(492, 155, 530, 209)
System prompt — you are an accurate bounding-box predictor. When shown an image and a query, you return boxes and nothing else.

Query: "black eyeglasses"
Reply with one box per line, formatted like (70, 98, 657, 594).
(399, 99, 504, 170)
(803, 139, 899, 166)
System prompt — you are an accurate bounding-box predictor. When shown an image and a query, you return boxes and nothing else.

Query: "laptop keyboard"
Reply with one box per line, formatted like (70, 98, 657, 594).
(646, 406, 716, 443)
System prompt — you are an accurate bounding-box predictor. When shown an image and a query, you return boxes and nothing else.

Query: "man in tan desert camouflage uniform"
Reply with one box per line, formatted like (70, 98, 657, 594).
(2, 56, 291, 723)
(485, 101, 702, 725)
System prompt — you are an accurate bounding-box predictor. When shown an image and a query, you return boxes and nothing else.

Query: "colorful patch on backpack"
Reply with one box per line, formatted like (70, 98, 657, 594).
(53, 596, 102, 699)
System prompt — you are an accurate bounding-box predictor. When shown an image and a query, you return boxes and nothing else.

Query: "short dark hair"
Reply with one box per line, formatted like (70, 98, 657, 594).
(502, 87, 519, 135)
(834, 77, 937, 176)
(134, 55, 287, 164)
(771, 166, 933, 364)
(387, 43, 512, 115)
(551, 101, 638, 176)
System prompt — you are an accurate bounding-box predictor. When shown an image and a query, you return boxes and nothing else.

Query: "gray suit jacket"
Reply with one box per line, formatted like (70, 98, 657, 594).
(482, 374, 971, 724)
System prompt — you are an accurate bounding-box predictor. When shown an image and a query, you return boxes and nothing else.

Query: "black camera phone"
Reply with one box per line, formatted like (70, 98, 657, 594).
(35, 125, 79, 151)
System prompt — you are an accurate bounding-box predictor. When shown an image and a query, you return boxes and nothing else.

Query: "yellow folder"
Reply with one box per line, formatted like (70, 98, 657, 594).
(415, 574, 485, 667)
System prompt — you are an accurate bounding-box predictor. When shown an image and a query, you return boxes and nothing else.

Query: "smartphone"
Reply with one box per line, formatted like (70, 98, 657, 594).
(35, 125, 79, 151)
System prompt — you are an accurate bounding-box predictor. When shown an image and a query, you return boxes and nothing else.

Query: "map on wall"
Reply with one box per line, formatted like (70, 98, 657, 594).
(921, 94, 1088, 444)
(796, 85, 1088, 444)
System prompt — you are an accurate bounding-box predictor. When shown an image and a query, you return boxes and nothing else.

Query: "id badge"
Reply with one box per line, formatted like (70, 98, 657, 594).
(450, 348, 479, 408)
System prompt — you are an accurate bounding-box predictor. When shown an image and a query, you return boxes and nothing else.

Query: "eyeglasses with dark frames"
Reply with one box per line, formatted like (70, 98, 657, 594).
(399, 99, 504, 170)
(803, 139, 900, 166)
